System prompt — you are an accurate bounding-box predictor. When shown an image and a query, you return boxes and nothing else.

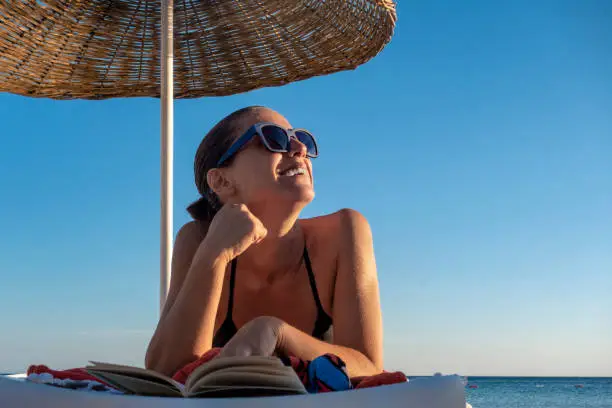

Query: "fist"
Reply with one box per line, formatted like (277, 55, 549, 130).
(198, 202, 268, 264)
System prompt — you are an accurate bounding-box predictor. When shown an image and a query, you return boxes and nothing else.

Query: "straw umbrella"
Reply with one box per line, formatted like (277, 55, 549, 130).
(0, 0, 397, 312)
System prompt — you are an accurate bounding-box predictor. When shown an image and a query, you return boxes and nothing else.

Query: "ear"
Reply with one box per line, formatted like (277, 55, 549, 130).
(207, 168, 235, 201)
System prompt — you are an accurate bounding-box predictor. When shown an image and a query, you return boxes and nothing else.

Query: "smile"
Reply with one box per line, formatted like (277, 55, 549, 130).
(278, 167, 306, 176)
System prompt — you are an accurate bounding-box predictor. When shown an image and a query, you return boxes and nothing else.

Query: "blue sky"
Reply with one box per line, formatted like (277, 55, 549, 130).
(1, 1, 610, 376)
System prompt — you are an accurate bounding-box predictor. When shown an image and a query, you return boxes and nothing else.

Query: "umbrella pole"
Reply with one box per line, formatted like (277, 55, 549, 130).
(160, 0, 174, 314)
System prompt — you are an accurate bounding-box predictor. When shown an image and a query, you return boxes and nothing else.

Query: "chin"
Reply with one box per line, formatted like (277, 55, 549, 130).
(276, 185, 314, 207)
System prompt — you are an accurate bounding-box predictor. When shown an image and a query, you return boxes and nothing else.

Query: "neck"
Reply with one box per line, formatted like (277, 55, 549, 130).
(238, 202, 305, 280)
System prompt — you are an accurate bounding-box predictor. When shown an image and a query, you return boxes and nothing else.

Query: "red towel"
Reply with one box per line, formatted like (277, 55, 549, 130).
(352, 372, 408, 389)
(27, 365, 98, 382)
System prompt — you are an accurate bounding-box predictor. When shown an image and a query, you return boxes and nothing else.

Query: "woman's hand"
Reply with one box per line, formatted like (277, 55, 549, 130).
(218, 316, 284, 358)
(195, 202, 268, 265)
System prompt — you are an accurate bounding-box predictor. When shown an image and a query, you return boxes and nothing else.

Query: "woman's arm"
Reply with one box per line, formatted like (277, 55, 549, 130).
(280, 208, 383, 377)
(145, 221, 228, 376)
(154, 221, 205, 324)
(277, 323, 380, 378)
(145, 203, 268, 376)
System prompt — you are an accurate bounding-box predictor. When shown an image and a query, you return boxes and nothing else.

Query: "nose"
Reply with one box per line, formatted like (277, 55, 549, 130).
(288, 135, 307, 158)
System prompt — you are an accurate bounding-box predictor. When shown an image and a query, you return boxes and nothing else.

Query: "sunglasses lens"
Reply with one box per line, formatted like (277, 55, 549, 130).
(295, 130, 318, 157)
(261, 125, 289, 151)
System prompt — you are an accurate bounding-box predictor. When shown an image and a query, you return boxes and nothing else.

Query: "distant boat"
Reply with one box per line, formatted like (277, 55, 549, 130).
(575, 384, 584, 388)
(468, 384, 478, 389)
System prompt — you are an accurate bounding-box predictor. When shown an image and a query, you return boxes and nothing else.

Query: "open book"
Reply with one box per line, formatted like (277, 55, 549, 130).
(84, 356, 308, 398)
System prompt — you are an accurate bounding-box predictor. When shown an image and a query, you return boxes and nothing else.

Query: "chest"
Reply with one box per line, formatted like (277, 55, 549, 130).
(214, 247, 336, 334)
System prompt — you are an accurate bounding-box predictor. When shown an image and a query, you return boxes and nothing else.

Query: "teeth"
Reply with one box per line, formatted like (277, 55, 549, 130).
(281, 167, 306, 176)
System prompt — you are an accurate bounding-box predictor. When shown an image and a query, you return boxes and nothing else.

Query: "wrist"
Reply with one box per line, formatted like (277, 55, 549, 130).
(193, 244, 231, 270)
(185, 249, 229, 289)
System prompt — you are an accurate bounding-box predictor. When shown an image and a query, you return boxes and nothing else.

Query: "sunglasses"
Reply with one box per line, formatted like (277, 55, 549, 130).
(217, 122, 319, 167)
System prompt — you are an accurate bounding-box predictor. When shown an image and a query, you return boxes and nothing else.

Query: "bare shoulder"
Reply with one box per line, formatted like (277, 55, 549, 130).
(176, 220, 207, 245)
(300, 208, 373, 259)
(301, 208, 371, 240)
(172, 220, 209, 265)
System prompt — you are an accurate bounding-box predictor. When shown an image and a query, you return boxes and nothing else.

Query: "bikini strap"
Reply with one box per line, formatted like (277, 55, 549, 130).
(303, 245, 325, 312)
(226, 258, 237, 320)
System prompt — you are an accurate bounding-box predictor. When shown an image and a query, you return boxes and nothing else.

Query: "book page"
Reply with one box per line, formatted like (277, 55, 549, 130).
(187, 369, 307, 397)
(86, 370, 185, 397)
(185, 356, 284, 391)
(87, 361, 183, 389)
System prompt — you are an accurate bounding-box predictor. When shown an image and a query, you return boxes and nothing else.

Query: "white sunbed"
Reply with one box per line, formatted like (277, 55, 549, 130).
(0, 373, 470, 408)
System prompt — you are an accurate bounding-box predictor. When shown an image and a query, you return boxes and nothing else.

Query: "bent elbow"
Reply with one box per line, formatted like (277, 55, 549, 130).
(144, 338, 160, 371)
(144, 338, 194, 377)
(144, 331, 169, 373)
(144, 347, 173, 376)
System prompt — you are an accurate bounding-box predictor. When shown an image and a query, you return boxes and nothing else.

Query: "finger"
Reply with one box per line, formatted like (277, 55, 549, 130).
(218, 343, 237, 358)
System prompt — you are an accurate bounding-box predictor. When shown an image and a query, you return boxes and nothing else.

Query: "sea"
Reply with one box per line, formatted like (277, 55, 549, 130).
(462, 377, 612, 408)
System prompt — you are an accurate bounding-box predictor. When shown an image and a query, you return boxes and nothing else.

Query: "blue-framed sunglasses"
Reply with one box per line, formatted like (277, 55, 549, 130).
(217, 122, 319, 167)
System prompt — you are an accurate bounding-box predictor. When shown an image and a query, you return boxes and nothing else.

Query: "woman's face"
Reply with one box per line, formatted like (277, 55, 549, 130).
(216, 108, 315, 210)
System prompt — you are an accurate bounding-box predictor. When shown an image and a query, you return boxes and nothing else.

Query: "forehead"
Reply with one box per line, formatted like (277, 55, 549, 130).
(231, 108, 292, 136)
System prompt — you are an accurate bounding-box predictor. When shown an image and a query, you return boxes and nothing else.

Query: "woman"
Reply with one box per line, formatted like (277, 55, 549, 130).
(145, 106, 383, 378)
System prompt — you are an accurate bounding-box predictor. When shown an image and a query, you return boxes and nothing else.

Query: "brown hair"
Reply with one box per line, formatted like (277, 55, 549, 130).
(187, 106, 266, 221)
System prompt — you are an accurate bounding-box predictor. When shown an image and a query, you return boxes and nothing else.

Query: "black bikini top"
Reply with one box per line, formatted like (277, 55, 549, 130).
(212, 245, 333, 348)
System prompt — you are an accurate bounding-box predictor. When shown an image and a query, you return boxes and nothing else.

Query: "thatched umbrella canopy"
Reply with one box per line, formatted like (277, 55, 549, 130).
(0, 0, 396, 99)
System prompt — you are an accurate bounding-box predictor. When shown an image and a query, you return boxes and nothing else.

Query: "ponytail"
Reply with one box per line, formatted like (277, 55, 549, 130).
(187, 190, 222, 222)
